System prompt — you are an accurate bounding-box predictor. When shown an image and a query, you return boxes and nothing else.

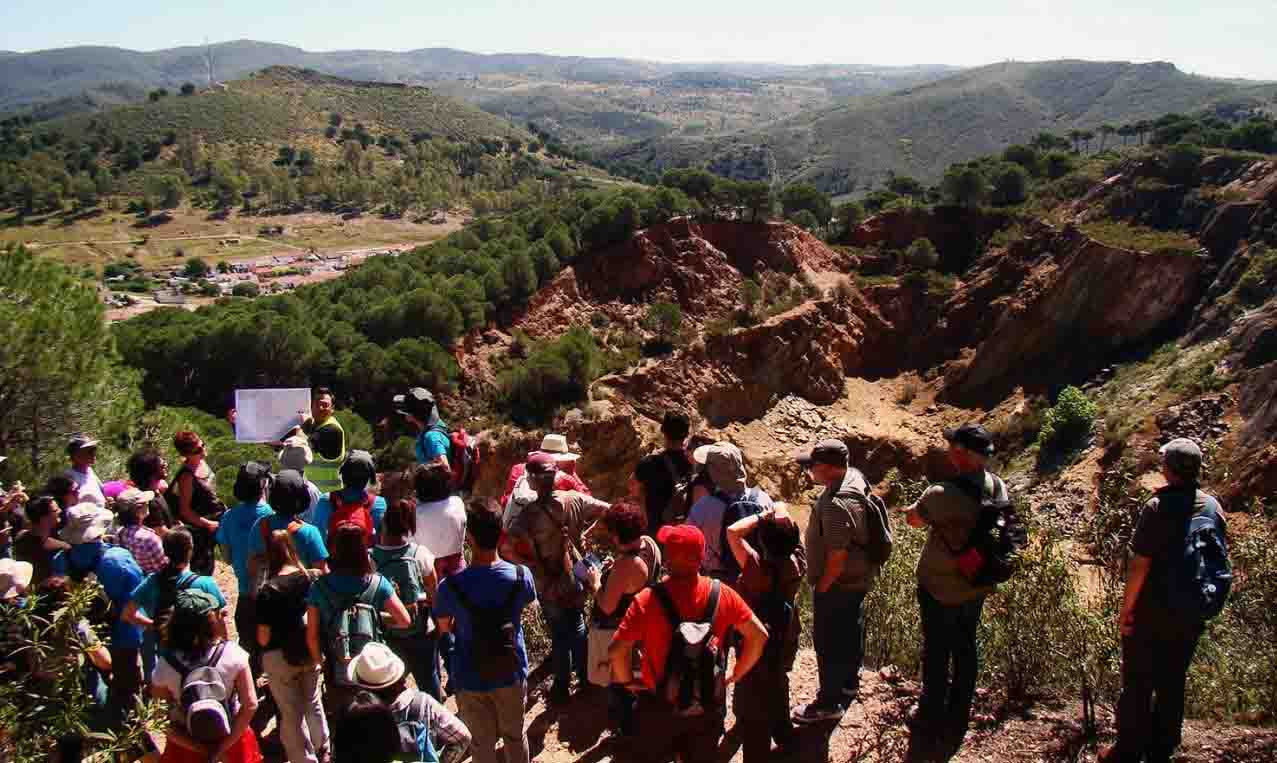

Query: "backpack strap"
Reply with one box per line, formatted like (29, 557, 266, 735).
(651, 582, 682, 628)
(502, 566, 525, 610)
(660, 452, 684, 484)
(358, 575, 383, 605)
(700, 580, 721, 625)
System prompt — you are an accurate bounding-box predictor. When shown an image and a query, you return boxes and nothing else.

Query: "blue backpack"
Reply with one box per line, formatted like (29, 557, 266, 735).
(1166, 492, 1232, 622)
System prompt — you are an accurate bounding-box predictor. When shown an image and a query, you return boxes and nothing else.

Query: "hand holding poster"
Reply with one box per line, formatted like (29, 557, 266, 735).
(234, 388, 312, 443)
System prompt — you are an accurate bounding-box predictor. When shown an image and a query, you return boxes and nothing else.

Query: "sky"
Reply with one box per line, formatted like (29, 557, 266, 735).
(4, 0, 1275, 81)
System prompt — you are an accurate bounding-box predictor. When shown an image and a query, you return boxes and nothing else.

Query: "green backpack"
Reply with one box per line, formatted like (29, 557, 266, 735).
(316, 574, 385, 686)
(372, 544, 427, 636)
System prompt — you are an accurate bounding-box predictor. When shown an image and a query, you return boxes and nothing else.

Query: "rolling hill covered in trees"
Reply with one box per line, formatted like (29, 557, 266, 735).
(599, 60, 1277, 192)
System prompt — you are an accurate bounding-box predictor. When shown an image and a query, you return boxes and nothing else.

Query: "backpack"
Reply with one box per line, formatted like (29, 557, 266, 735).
(394, 693, 441, 763)
(715, 490, 768, 583)
(174, 642, 233, 744)
(947, 471, 1028, 587)
(756, 566, 796, 670)
(1166, 491, 1232, 622)
(451, 566, 525, 684)
(372, 543, 428, 636)
(154, 572, 198, 647)
(315, 575, 385, 686)
(652, 580, 728, 717)
(820, 469, 893, 566)
(660, 453, 693, 526)
(447, 428, 480, 494)
(328, 492, 374, 547)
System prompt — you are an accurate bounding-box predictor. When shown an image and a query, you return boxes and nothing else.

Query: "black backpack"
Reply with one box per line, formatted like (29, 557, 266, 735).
(652, 580, 728, 717)
(1165, 491, 1232, 623)
(452, 567, 525, 684)
(947, 471, 1028, 586)
(823, 469, 893, 566)
(715, 490, 768, 583)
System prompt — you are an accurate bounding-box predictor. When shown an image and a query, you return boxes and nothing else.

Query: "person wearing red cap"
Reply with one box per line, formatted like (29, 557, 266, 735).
(608, 524, 768, 762)
(505, 452, 610, 704)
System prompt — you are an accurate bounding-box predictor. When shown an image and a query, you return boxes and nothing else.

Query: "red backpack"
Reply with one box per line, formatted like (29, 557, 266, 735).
(328, 492, 374, 546)
(444, 426, 480, 493)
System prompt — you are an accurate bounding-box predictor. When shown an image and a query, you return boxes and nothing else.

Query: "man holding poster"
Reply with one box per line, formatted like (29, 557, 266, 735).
(297, 388, 347, 494)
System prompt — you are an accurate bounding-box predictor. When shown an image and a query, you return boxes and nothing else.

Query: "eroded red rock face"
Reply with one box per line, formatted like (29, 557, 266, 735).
(513, 219, 855, 340)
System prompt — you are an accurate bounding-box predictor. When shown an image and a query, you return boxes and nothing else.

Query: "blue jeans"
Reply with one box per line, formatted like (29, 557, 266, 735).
(916, 587, 986, 748)
(388, 631, 442, 702)
(812, 587, 866, 708)
(542, 604, 587, 691)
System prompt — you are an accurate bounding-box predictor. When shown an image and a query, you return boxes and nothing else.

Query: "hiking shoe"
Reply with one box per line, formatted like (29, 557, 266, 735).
(792, 702, 844, 725)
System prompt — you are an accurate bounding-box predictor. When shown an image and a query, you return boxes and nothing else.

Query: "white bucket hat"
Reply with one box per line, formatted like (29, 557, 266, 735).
(539, 433, 580, 462)
(0, 558, 33, 599)
(346, 642, 406, 690)
(61, 502, 114, 545)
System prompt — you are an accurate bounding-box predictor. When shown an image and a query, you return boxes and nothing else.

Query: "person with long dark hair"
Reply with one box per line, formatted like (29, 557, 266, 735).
(257, 530, 329, 763)
(12, 496, 69, 588)
(151, 589, 262, 763)
(331, 691, 398, 763)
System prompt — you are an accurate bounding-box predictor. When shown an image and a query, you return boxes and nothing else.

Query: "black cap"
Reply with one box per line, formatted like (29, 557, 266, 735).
(944, 424, 994, 456)
(270, 469, 310, 516)
(794, 439, 849, 467)
(233, 461, 273, 502)
(340, 450, 376, 487)
(394, 387, 435, 418)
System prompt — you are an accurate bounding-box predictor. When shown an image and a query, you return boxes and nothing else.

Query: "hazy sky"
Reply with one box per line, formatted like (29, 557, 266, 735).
(4, 0, 1275, 80)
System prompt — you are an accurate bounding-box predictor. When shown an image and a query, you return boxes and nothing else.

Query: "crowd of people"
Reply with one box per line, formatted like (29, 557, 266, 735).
(0, 387, 1229, 763)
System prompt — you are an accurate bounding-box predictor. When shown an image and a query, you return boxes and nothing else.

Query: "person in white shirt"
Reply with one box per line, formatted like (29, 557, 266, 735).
(412, 463, 467, 580)
(65, 434, 105, 508)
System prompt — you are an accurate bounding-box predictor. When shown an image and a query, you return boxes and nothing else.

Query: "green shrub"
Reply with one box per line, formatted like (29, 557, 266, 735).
(499, 326, 602, 425)
(1037, 386, 1097, 453)
(905, 238, 939, 270)
(1235, 244, 1277, 306)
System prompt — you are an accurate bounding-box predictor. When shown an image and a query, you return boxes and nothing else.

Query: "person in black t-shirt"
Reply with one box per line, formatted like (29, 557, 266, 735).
(631, 411, 692, 535)
(1101, 438, 1221, 763)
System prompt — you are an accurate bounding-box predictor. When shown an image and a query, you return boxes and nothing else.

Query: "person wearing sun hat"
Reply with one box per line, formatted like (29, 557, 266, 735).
(903, 423, 1009, 760)
(504, 452, 610, 704)
(65, 433, 106, 507)
(60, 501, 147, 734)
(498, 434, 592, 510)
(346, 642, 472, 763)
(686, 441, 775, 579)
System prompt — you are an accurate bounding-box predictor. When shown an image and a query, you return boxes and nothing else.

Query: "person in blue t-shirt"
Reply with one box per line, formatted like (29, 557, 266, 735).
(122, 526, 227, 676)
(394, 387, 450, 467)
(215, 462, 275, 664)
(435, 500, 536, 763)
(248, 470, 329, 574)
(311, 453, 386, 547)
(306, 522, 410, 700)
(59, 503, 145, 733)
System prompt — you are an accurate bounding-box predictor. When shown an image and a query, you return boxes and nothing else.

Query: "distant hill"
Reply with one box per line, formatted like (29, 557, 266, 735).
(0, 41, 959, 146)
(599, 60, 1277, 192)
(55, 65, 524, 148)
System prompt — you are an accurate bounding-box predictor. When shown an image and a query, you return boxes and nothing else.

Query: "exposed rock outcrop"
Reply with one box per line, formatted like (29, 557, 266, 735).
(942, 225, 1208, 406)
(844, 206, 1016, 272)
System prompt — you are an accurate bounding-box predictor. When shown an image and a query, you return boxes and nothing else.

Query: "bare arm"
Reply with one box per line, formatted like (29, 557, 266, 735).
(306, 605, 323, 666)
(86, 643, 112, 674)
(435, 615, 454, 635)
(596, 557, 646, 617)
(122, 600, 153, 629)
(212, 658, 258, 762)
(256, 624, 271, 648)
(726, 513, 764, 572)
(152, 685, 208, 756)
(726, 614, 769, 685)
(816, 550, 849, 594)
(609, 637, 642, 688)
(1119, 554, 1153, 637)
(176, 473, 215, 531)
(383, 591, 412, 629)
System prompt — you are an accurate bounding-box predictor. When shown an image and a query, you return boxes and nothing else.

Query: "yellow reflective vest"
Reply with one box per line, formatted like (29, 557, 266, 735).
(306, 416, 346, 493)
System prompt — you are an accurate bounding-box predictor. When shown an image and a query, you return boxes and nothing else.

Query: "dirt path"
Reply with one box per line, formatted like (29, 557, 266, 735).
(25, 233, 308, 250)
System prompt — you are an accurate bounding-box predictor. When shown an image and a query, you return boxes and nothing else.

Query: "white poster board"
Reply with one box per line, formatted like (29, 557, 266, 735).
(234, 388, 311, 443)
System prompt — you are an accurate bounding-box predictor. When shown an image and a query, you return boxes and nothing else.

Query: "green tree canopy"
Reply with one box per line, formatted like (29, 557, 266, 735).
(779, 183, 833, 226)
(940, 165, 991, 208)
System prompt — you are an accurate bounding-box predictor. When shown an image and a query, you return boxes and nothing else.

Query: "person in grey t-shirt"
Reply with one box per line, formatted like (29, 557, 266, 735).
(792, 439, 878, 725)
